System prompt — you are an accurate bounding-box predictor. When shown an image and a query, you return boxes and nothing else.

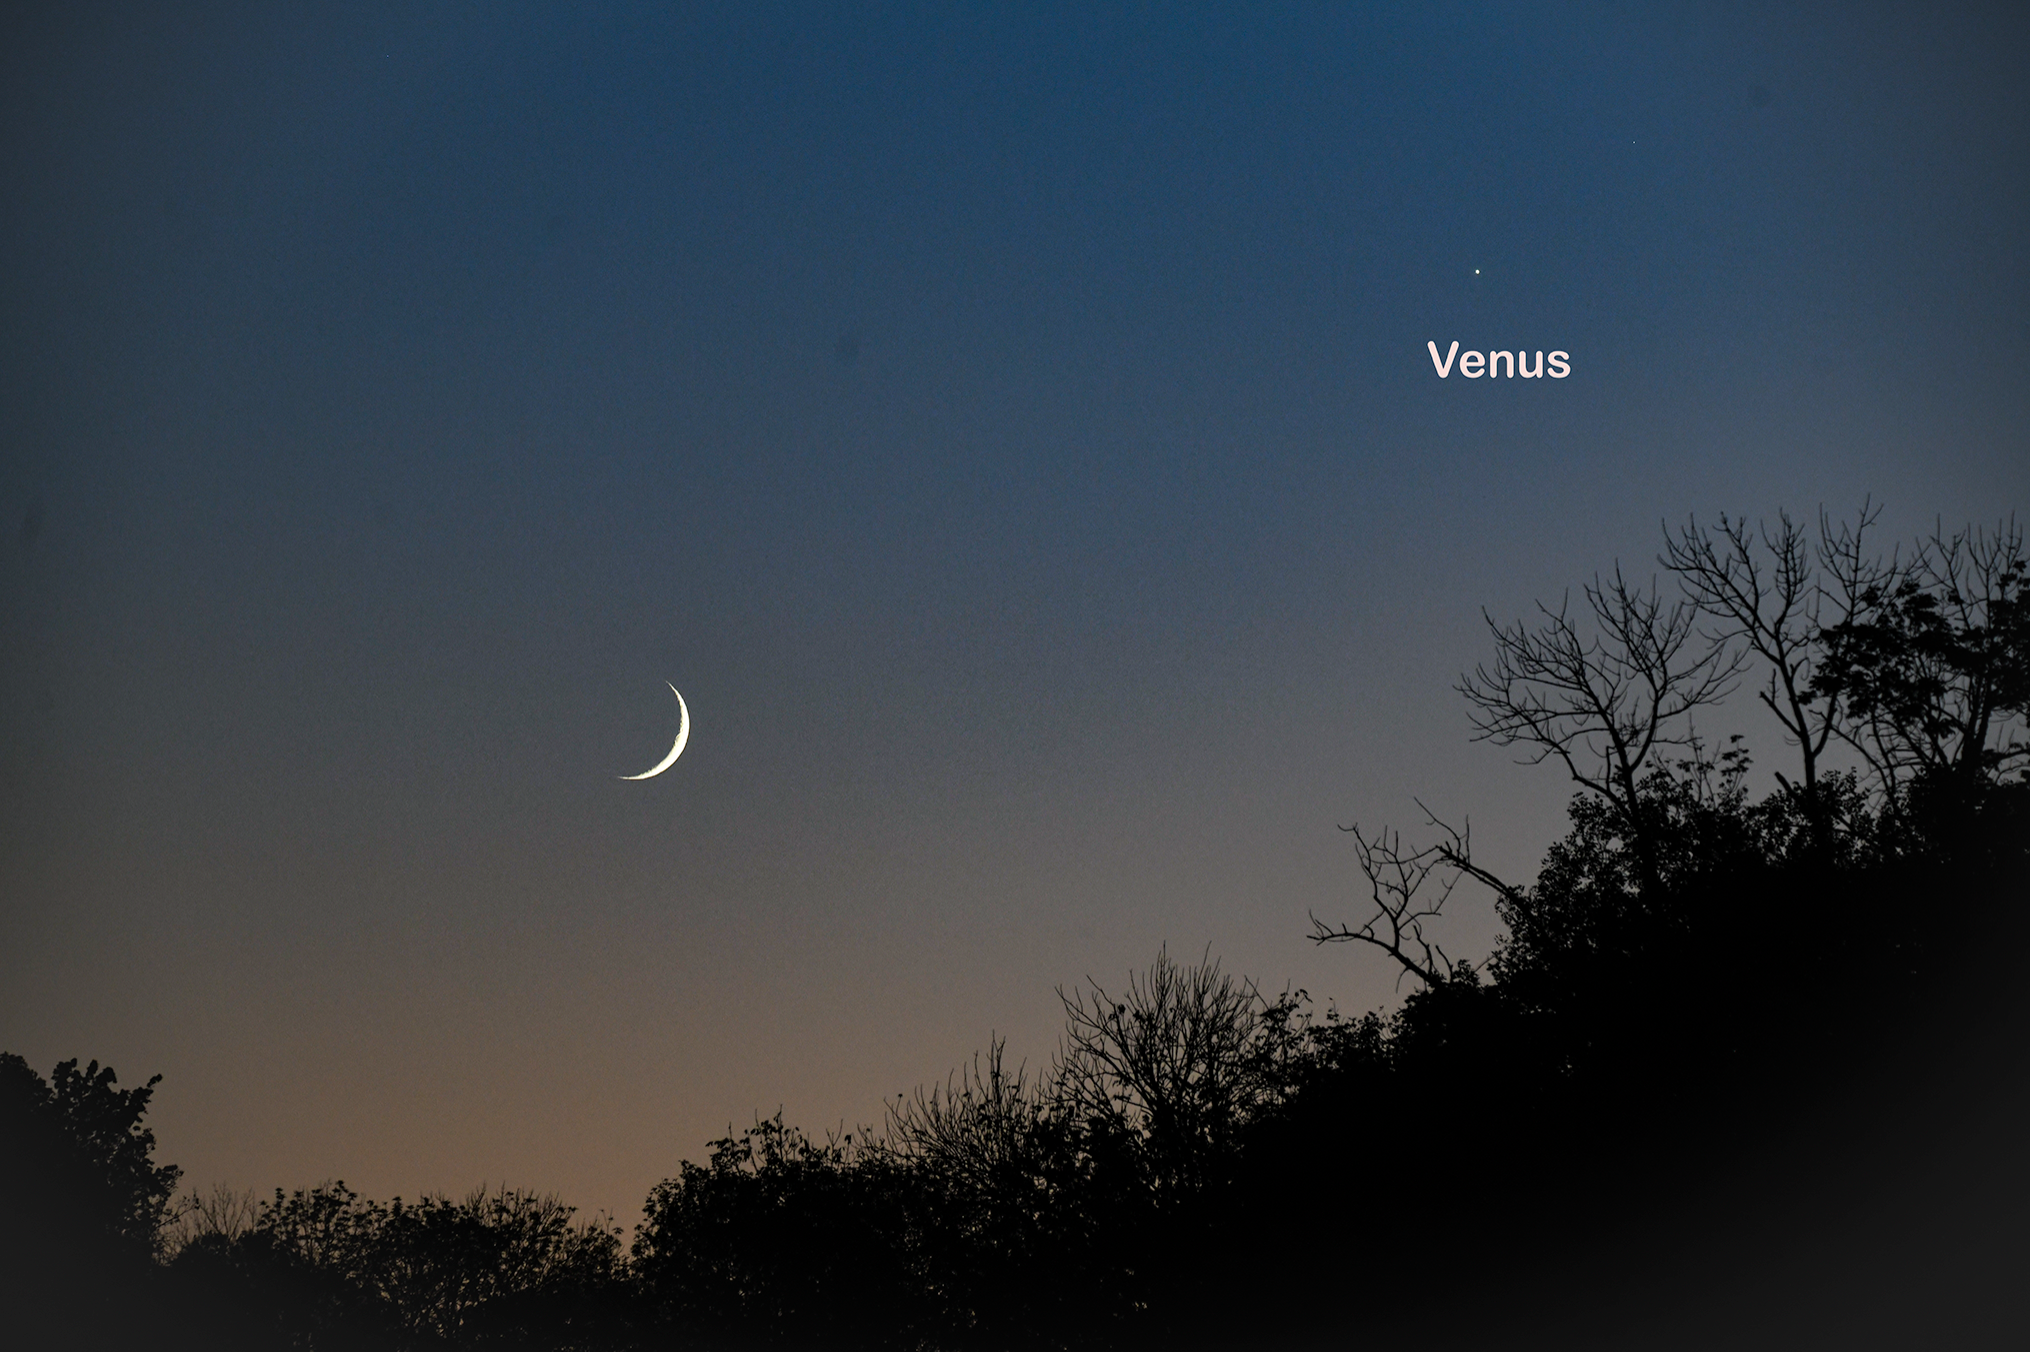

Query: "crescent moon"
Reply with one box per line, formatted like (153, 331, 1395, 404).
(620, 683, 690, 780)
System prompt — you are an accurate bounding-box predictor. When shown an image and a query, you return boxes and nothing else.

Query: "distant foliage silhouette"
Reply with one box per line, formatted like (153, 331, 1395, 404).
(160, 1181, 627, 1348)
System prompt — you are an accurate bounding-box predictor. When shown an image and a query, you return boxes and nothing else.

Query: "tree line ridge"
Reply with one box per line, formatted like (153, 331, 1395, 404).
(6, 505, 2025, 1350)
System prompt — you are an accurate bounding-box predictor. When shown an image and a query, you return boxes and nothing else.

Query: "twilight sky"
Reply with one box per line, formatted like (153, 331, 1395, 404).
(4, 2, 2027, 1231)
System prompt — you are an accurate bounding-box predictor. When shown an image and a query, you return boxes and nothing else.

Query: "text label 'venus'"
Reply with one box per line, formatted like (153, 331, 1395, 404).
(1427, 341, 1569, 379)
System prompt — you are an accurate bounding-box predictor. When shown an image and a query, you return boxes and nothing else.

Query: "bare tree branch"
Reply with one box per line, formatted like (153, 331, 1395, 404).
(1309, 803, 1518, 988)
(1664, 510, 1834, 796)
(1456, 566, 1744, 833)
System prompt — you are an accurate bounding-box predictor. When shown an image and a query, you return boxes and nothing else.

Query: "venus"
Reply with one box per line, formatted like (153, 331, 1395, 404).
(620, 683, 690, 780)
(1427, 340, 1570, 378)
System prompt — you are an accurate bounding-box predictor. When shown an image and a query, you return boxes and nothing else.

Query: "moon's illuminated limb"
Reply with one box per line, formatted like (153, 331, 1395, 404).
(620, 684, 690, 780)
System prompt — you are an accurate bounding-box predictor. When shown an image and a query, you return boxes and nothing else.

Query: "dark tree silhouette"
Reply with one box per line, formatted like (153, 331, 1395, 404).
(13, 503, 2022, 1352)
(1052, 948, 1308, 1199)
(162, 1180, 629, 1350)
(0, 1055, 182, 1256)
(1662, 507, 1854, 833)
(1270, 507, 2026, 1342)
(631, 1114, 928, 1350)
(1308, 807, 1517, 989)
(0, 1055, 183, 1345)
(1457, 567, 1744, 837)
(1813, 516, 2028, 795)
